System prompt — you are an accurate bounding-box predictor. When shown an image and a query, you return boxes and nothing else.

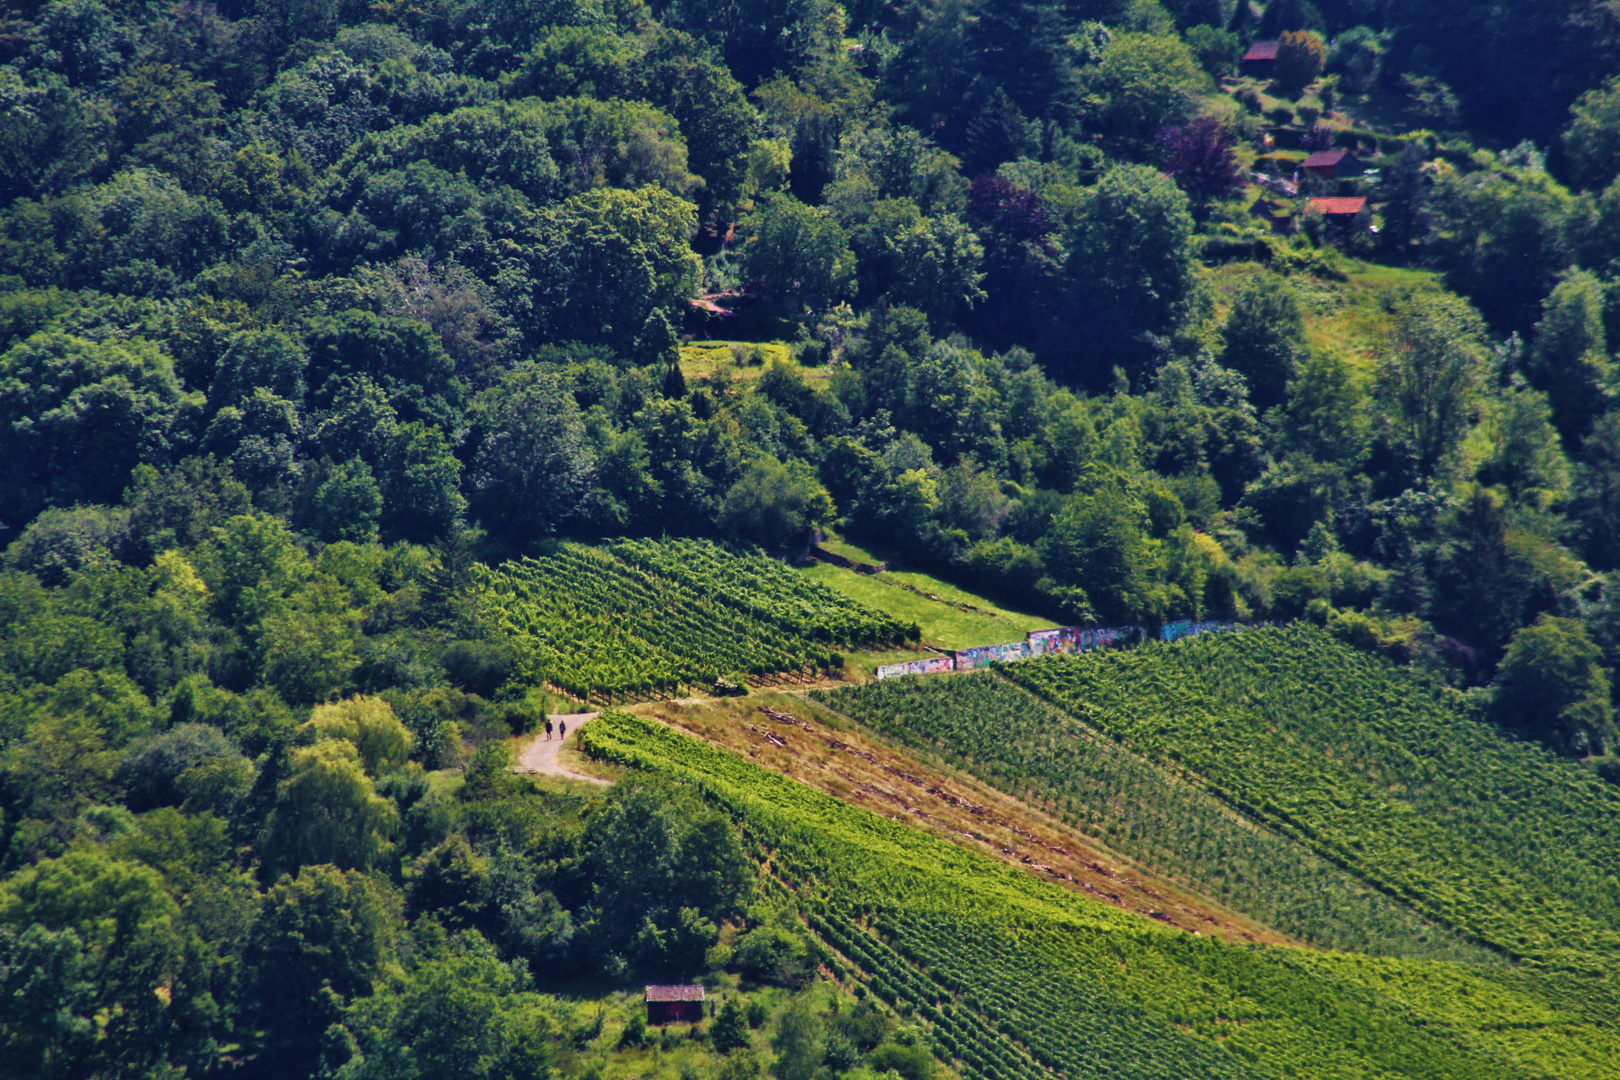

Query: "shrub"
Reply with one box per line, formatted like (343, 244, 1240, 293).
(441, 640, 514, 697)
(1491, 614, 1617, 757)
(619, 1011, 647, 1049)
(1275, 30, 1326, 94)
(117, 723, 244, 811)
(712, 997, 750, 1053)
(866, 1042, 935, 1080)
(731, 926, 813, 988)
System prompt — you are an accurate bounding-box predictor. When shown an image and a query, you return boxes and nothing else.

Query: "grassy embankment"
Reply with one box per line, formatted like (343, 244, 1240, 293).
(804, 535, 1057, 669)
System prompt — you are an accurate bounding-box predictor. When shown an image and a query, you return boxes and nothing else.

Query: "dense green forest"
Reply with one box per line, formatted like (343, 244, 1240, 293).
(5, 0, 1620, 1075)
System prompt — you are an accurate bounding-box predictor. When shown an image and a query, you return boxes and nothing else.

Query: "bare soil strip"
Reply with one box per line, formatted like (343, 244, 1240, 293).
(633, 694, 1296, 948)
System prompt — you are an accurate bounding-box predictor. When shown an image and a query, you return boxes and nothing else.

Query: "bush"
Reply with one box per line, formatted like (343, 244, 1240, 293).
(117, 723, 245, 811)
(571, 1010, 605, 1049)
(499, 688, 548, 735)
(712, 997, 750, 1053)
(442, 640, 514, 697)
(822, 1031, 859, 1071)
(731, 926, 813, 988)
(619, 1011, 647, 1049)
(1490, 614, 1617, 757)
(865, 1042, 935, 1080)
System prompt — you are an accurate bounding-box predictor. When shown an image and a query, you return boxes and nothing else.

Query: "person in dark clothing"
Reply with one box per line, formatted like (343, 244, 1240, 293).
(544, 718, 554, 740)
(559, 720, 567, 740)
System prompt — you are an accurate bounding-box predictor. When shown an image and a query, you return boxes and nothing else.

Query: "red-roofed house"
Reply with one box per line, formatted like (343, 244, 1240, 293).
(1242, 41, 1279, 77)
(1301, 149, 1364, 180)
(1309, 196, 1368, 217)
(645, 984, 705, 1025)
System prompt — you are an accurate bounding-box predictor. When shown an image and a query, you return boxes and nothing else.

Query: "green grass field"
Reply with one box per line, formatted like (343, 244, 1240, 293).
(801, 562, 1057, 652)
(679, 340, 836, 387)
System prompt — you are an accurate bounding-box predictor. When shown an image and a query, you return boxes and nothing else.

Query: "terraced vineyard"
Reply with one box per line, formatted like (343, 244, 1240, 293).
(608, 538, 914, 645)
(480, 541, 912, 700)
(1004, 625, 1620, 967)
(813, 672, 1494, 961)
(580, 710, 1620, 1080)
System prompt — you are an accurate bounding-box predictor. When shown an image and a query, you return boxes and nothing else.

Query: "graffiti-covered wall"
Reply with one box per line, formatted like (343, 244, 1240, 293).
(875, 656, 956, 680)
(874, 620, 1249, 680)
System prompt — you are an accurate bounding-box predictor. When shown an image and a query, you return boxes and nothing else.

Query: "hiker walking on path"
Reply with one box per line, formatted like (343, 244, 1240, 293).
(559, 720, 567, 740)
(544, 718, 554, 740)
(516, 712, 606, 785)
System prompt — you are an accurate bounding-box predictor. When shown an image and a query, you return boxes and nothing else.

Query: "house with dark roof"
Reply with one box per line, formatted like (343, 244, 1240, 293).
(1242, 41, 1278, 77)
(1301, 149, 1364, 180)
(645, 984, 705, 1025)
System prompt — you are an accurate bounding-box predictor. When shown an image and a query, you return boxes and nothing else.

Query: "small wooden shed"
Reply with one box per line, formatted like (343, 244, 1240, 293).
(1241, 41, 1279, 77)
(645, 984, 705, 1025)
(1301, 149, 1364, 180)
(1308, 196, 1371, 237)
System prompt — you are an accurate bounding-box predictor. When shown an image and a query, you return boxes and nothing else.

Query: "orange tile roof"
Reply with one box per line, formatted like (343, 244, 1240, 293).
(1309, 196, 1368, 215)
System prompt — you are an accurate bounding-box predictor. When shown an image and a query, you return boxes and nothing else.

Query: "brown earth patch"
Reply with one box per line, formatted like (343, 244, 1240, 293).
(629, 694, 1294, 948)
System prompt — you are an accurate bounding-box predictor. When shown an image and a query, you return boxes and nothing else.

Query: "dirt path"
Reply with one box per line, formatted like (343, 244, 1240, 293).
(515, 712, 611, 785)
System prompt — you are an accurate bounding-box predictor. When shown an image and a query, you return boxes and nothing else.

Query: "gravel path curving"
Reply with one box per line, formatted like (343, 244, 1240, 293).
(515, 712, 611, 785)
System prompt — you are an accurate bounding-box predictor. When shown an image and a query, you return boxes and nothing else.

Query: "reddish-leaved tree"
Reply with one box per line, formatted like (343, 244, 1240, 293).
(1156, 117, 1245, 218)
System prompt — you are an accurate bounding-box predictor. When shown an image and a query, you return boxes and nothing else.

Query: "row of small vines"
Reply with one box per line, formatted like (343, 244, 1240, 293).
(811, 671, 1494, 962)
(479, 540, 914, 700)
(1003, 624, 1620, 968)
(578, 710, 1620, 1080)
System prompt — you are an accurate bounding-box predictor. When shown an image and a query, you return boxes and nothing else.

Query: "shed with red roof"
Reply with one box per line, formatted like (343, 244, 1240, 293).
(1308, 196, 1368, 217)
(1242, 41, 1278, 77)
(645, 984, 705, 1024)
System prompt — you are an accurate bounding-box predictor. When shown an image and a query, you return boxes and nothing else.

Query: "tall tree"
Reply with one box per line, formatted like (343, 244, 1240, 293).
(466, 364, 597, 545)
(1221, 272, 1308, 412)
(1063, 164, 1197, 382)
(1157, 117, 1245, 220)
(1371, 291, 1490, 483)
(1528, 269, 1615, 445)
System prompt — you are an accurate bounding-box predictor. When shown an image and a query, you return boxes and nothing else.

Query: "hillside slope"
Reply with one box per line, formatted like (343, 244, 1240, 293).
(999, 626, 1620, 967)
(813, 670, 1493, 961)
(581, 710, 1620, 1080)
(631, 693, 1292, 946)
